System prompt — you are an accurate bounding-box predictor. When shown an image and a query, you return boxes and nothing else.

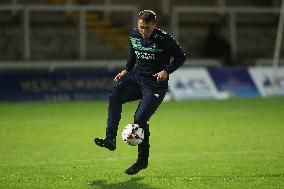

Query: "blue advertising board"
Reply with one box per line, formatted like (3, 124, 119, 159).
(0, 67, 268, 101)
(0, 70, 117, 101)
(208, 68, 260, 97)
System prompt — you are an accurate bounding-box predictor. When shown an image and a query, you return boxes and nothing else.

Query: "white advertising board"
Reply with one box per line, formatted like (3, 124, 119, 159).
(248, 67, 284, 97)
(169, 68, 221, 100)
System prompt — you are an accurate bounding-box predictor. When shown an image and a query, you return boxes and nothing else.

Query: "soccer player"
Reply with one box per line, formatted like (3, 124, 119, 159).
(95, 10, 186, 175)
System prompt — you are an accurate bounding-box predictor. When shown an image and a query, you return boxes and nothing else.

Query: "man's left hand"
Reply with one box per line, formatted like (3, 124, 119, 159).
(153, 70, 168, 82)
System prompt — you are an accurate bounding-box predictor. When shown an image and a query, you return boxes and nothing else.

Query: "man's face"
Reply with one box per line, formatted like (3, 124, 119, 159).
(137, 19, 156, 38)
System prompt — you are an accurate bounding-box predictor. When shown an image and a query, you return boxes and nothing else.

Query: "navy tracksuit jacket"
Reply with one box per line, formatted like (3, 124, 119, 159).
(106, 28, 186, 160)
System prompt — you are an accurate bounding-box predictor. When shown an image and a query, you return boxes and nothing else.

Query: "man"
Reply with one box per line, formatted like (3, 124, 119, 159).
(95, 10, 186, 175)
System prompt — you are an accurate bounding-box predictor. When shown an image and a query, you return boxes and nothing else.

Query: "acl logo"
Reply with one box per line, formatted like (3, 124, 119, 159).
(263, 75, 284, 89)
(175, 78, 210, 91)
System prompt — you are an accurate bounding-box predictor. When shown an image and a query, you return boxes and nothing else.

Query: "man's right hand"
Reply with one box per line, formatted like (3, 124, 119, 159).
(114, 70, 128, 82)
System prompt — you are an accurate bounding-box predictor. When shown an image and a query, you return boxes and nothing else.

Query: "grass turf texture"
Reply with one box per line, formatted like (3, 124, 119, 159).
(0, 98, 283, 189)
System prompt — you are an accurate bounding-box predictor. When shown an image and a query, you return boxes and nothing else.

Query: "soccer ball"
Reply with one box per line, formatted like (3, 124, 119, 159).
(122, 124, 144, 146)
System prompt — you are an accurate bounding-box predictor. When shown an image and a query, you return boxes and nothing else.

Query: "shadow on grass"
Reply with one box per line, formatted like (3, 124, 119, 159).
(88, 176, 157, 189)
(257, 173, 284, 178)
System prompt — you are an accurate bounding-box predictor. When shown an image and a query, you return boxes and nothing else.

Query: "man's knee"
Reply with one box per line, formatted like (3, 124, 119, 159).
(108, 88, 121, 102)
(134, 112, 149, 123)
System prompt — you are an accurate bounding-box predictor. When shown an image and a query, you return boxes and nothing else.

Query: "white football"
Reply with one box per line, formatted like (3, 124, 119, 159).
(122, 124, 144, 146)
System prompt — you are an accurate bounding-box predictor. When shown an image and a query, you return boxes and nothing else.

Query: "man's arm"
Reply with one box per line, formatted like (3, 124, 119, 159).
(163, 34, 186, 74)
(125, 40, 136, 72)
(114, 39, 136, 82)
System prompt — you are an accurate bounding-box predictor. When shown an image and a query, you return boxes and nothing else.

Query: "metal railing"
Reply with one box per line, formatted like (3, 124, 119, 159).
(0, 4, 138, 60)
(171, 6, 282, 61)
(0, 4, 282, 63)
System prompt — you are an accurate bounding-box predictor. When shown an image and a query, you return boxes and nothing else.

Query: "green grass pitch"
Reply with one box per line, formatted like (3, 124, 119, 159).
(0, 97, 283, 189)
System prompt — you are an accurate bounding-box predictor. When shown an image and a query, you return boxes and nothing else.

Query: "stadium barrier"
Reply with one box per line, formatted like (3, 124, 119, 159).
(0, 68, 119, 101)
(0, 61, 283, 101)
(169, 66, 284, 100)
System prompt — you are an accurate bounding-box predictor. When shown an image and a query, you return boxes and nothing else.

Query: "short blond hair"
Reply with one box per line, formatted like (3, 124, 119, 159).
(138, 10, 157, 23)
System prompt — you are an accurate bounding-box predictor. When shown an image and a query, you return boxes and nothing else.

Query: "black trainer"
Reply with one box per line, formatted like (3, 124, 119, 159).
(94, 138, 116, 151)
(125, 160, 148, 175)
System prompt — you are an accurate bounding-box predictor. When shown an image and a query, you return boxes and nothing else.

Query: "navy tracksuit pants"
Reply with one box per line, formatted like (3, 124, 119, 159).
(106, 73, 167, 161)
